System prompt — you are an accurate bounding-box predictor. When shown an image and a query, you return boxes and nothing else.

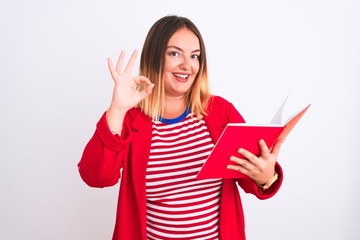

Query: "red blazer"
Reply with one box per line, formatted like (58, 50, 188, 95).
(78, 95, 283, 240)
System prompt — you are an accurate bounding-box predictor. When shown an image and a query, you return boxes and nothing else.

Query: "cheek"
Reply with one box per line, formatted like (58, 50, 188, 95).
(192, 58, 200, 69)
(192, 62, 200, 74)
(164, 57, 178, 70)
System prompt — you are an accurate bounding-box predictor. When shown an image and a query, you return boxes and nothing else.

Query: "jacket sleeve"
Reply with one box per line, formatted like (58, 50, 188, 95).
(77, 112, 131, 188)
(237, 162, 283, 199)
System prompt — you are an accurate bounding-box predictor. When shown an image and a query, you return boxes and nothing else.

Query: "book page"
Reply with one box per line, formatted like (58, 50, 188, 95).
(270, 96, 289, 124)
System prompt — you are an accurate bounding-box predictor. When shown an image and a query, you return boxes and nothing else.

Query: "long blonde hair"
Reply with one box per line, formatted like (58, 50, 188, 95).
(138, 15, 211, 120)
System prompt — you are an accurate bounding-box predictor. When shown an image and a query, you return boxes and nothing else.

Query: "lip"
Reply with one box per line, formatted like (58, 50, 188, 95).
(173, 73, 190, 82)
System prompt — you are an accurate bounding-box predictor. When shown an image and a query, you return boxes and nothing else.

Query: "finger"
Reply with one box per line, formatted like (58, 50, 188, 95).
(116, 50, 125, 73)
(229, 156, 253, 171)
(134, 76, 155, 99)
(144, 83, 155, 95)
(124, 49, 138, 74)
(107, 58, 117, 81)
(259, 139, 271, 158)
(271, 138, 286, 155)
(227, 160, 252, 177)
(237, 148, 257, 164)
(227, 164, 248, 174)
(133, 75, 152, 85)
(138, 85, 154, 99)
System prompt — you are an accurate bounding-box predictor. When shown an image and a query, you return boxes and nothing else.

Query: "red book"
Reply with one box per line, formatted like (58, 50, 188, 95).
(196, 98, 311, 179)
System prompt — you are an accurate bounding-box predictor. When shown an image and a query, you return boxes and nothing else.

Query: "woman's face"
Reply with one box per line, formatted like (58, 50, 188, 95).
(163, 27, 200, 98)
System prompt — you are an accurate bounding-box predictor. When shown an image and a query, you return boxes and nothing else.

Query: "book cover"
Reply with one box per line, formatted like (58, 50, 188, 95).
(196, 98, 311, 179)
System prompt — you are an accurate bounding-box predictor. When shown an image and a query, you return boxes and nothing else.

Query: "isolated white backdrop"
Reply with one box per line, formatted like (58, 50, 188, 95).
(1, 0, 359, 239)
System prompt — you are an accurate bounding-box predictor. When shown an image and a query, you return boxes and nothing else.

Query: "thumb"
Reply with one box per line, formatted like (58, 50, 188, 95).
(139, 83, 155, 99)
(133, 76, 154, 99)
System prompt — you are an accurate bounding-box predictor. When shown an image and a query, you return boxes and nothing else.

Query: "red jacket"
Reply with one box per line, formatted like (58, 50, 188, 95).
(78, 96, 283, 240)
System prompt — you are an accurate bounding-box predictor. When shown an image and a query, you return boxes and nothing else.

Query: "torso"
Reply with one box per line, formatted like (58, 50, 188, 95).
(146, 112, 222, 240)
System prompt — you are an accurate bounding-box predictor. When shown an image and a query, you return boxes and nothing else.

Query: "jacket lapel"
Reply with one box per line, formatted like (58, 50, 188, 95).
(129, 110, 152, 239)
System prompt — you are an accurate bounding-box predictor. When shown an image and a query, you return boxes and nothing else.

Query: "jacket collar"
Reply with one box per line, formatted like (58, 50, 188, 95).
(129, 108, 153, 132)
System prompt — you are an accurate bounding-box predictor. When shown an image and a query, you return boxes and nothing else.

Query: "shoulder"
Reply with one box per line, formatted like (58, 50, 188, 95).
(124, 107, 152, 130)
(203, 95, 244, 142)
(207, 95, 235, 112)
(210, 95, 230, 104)
(205, 95, 245, 123)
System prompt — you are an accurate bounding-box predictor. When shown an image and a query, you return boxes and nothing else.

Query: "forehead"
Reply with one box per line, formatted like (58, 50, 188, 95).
(167, 27, 200, 50)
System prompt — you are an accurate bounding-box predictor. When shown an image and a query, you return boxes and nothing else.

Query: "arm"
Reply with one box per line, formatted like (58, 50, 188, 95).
(106, 50, 154, 135)
(78, 112, 130, 188)
(210, 96, 284, 198)
(78, 50, 154, 187)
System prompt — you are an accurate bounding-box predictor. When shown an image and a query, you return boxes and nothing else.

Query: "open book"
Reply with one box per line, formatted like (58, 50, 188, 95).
(196, 97, 311, 179)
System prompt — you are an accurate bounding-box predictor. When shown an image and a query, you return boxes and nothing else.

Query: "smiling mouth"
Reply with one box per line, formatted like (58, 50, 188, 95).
(173, 73, 189, 82)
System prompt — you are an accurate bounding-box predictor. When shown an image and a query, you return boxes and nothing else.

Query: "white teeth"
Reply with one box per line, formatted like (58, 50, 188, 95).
(174, 74, 188, 79)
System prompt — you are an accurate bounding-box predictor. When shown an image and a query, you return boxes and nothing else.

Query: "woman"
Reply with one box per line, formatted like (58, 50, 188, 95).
(78, 15, 284, 240)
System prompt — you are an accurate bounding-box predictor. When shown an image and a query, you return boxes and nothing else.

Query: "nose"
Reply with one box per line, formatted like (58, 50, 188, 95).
(180, 56, 190, 70)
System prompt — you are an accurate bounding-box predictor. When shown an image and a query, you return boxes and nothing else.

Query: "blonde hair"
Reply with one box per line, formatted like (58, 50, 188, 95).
(138, 15, 211, 120)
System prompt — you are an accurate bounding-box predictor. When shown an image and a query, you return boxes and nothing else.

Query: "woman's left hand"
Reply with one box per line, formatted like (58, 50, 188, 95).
(227, 138, 285, 185)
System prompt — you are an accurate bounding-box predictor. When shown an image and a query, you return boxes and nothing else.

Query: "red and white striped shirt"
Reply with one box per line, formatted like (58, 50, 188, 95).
(146, 113, 223, 240)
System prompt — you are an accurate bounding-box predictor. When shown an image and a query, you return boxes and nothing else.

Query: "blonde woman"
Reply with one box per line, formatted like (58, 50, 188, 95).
(78, 15, 284, 240)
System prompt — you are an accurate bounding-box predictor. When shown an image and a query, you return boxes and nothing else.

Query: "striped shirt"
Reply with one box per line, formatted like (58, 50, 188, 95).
(146, 112, 223, 240)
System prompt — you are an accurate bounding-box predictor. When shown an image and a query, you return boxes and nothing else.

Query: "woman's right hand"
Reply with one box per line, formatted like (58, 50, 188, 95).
(107, 50, 154, 112)
(105, 50, 154, 135)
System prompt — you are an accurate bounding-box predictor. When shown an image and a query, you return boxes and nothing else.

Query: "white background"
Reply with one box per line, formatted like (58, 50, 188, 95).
(1, 0, 359, 239)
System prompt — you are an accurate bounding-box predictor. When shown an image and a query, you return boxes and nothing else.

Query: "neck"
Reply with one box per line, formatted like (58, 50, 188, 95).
(163, 95, 187, 119)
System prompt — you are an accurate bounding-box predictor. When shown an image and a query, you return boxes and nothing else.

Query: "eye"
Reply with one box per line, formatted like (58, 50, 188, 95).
(191, 54, 200, 59)
(169, 51, 180, 57)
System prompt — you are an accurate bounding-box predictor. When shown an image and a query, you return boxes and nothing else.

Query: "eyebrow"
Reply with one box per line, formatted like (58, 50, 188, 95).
(166, 45, 201, 53)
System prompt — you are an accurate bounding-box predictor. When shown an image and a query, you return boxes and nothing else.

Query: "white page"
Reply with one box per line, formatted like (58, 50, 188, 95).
(270, 96, 289, 124)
